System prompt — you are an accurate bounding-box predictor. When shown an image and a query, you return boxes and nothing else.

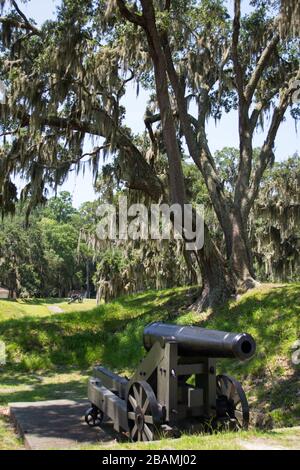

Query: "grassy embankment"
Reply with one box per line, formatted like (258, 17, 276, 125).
(0, 284, 299, 449)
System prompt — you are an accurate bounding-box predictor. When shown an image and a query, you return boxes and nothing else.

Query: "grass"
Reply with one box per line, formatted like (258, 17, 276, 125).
(0, 283, 299, 449)
(0, 412, 24, 450)
(0, 298, 96, 320)
(75, 427, 300, 450)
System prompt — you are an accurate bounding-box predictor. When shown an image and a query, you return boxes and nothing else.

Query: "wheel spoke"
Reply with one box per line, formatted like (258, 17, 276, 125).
(128, 412, 135, 421)
(232, 392, 241, 405)
(131, 424, 138, 439)
(129, 394, 137, 409)
(229, 383, 238, 402)
(133, 385, 140, 405)
(234, 409, 244, 424)
(144, 423, 153, 441)
(144, 414, 154, 424)
(235, 403, 243, 413)
(139, 385, 143, 406)
(142, 398, 149, 414)
(227, 380, 234, 400)
(221, 378, 230, 397)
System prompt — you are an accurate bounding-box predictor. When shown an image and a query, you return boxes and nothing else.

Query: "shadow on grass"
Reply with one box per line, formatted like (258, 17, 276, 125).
(114, 287, 197, 309)
(0, 369, 90, 405)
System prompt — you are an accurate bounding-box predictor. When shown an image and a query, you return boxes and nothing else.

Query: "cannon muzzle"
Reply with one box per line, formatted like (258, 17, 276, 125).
(143, 322, 256, 361)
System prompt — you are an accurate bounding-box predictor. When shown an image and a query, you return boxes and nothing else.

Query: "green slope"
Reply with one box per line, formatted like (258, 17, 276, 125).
(0, 284, 299, 430)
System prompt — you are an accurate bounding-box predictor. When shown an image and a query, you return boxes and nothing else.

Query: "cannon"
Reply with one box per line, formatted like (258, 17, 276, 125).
(86, 322, 256, 441)
(68, 291, 83, 304)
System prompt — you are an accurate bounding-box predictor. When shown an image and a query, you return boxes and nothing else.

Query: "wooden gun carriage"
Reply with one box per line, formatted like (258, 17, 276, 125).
(86, 322, 256, 441)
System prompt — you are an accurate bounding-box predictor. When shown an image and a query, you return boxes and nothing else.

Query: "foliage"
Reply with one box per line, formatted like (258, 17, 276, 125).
(43, 191, 77, 223)
(0, 192, 95, 297)
(0, 0, 297, 215)
(183, 149, 300, 283)
(251, 154, 300, 281)
(94, 240, 196, 302)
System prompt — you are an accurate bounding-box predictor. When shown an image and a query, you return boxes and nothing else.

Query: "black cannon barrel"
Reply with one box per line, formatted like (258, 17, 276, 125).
(143, 322, 256, 361)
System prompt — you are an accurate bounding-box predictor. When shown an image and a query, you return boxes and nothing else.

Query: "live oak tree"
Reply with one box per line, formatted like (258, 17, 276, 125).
(113, 0, 299, 303)
(0, 0, 299, 309)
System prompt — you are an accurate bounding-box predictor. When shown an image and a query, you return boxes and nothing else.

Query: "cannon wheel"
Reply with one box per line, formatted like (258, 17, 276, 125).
(127, 381, 162, 442)
(85, 406, 104, 427)
(216, 374, 249, 430)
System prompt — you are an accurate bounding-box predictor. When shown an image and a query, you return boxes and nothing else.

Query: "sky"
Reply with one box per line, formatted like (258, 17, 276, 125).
(11, 0, 300, 207)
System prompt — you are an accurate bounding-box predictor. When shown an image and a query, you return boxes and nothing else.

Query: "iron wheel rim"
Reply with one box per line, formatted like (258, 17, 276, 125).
(85, 407, 104, 427)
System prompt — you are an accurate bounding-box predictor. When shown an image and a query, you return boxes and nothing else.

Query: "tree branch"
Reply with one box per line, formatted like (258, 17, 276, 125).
(117, 68, 135, 99)
(11, 1, 33, 26)
(144, 111, 159, 149)
(162, 36, 231, 233)
(116, 0, 145, 27)
(188, 113, 199, 130)
(245, 70, 300, 214)
(249, 86, 281, 132)
(232, 0, 244, 101)
(35, 145, 111, 170)
(244, 34, 280, 104)
(0, 1, 41, 36)
(0, 103, 164, 201)
(0, 16, 41, 35)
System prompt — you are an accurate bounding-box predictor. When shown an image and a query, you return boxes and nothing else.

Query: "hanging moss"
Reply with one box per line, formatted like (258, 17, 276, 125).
(251, 156, 300, 282)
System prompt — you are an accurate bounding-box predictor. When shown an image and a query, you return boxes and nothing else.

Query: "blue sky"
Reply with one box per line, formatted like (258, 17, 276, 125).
(14, 0, 300, 207)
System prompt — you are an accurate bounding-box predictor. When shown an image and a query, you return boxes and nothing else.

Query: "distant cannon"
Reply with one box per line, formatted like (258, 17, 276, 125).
(86, 322, 256, 441)
(68, 291, 83, 304)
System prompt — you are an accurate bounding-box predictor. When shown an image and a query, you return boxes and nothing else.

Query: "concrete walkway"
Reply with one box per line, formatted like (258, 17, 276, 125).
(48, 306, 64, 314)
(10, 399, 118, 450)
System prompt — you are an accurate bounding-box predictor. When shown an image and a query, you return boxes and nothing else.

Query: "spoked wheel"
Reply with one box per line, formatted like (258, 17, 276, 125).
(127, 381, 162, 442)
(85, 406, 104, 427)
(216, 374, 249, 430)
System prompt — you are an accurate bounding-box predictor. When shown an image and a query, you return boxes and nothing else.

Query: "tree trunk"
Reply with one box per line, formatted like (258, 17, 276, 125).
(183, 249, 199, 286)
(86, 260, 90, 299)
(143, 34, 186, 203)
(229, 208, 257, 289)
(191, 224, 235, 312)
